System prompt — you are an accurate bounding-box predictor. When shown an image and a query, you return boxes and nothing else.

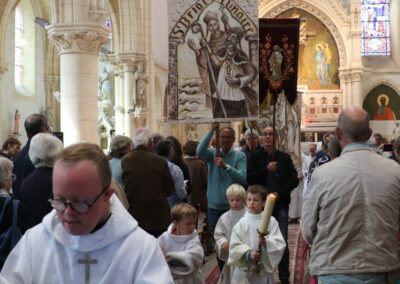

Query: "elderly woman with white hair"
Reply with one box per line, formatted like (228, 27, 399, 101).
(19, 133, 63, 227)
(0, 157, 15, 198)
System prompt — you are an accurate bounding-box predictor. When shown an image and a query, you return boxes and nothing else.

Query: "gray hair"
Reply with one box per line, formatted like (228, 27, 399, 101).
(337, 109, 370, 142)
(0, 157, 12, 182)
(133, 128, 151, 148)
(109, 135, 132, 158)
(29, 133, 64, 167)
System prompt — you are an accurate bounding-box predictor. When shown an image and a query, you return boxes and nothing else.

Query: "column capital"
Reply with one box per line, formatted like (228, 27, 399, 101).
(47, 24, 108, 55)
(115, 52, 147, 71)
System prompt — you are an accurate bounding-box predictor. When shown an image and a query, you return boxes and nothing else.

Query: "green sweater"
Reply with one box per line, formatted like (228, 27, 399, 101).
(196, 130, 247, 210)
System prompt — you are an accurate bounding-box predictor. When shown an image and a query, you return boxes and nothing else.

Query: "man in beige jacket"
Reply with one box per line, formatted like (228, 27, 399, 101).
(302, 107, 400, 283)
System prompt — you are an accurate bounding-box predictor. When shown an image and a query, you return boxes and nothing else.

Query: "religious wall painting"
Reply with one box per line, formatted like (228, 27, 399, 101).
(277, 9, 340, 90)
(363, 84, 400, 121)
(167, 0, 259, 122)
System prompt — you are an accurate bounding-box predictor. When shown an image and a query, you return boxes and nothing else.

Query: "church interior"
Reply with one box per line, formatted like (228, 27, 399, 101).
(0, 0, 398, 147)
(0, 0, 399, 282)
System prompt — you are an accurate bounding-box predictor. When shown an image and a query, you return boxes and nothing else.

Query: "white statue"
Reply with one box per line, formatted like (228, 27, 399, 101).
(134, 62, 148, 110)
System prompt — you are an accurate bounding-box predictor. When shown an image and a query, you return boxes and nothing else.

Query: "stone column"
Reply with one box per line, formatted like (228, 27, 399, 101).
(122, 61, 135, 137)
(0, 59, 7, 79)
(339, 70, 348, 108)
(47, 25, 108, 145)
(351, 72, 362, 107)
(113, 64, 124, 135)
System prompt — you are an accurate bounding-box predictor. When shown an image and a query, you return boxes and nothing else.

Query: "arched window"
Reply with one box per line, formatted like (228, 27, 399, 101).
(14, 5, 23, 86)
(13, 0, 36, 96)
(361, 0, 390, 56)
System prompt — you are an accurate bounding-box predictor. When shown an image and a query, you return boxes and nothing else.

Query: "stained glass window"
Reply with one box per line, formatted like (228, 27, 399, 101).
(15, 4, 23, 85)
(361, 0, 390, 56)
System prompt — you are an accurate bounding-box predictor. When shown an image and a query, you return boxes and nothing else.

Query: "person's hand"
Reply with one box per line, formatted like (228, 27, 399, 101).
(214, 157, 226, 169)
(266, 161, 277, 172)
(258, 235, 266, 247)
(250, 250, 261, 263)
(212, 122, 220, 131)
(188, 39, 196, 51)
(221, 242, 229, 252)
(225, 76, 240, 87)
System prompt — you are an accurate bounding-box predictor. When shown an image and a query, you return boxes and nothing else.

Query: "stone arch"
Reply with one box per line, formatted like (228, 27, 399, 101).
(259, 0, 347, 68)
(115, 0, 140, 53)
(105, 1, 120, 53)
(0, 0, 19, 68)
(364, 80, 400, 100)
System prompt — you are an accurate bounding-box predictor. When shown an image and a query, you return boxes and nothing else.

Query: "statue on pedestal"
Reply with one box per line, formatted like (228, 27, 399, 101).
(99, 67, 112, 103)
(13, 109, 20, 134)
(134, 61, 148, 110)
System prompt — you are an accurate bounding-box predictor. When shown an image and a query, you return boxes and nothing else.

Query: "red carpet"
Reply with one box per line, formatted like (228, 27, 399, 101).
(205, 265, 220, 284)
(292, 231, 308, 284)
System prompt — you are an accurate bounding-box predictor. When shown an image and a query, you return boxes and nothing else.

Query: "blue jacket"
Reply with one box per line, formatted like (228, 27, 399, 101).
(196, 131, 247, 210)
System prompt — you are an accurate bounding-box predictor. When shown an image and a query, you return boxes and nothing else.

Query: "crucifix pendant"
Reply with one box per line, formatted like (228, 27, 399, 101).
(78, 254, 98, 284)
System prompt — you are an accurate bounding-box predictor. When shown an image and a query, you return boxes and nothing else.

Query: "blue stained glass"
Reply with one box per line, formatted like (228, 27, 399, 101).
(361, 0, 389, 4)
(361, 0, 390, 56)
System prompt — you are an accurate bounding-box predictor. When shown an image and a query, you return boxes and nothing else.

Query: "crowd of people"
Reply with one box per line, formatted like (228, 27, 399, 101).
(0, 107, 398, 283)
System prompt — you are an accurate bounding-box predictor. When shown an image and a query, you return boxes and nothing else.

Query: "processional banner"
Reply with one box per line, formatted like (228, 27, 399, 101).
(258, 18, 302, 166)
(167, 0, 259, 123)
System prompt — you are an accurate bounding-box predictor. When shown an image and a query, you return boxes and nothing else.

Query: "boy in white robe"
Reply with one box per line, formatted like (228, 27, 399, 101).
(0, 143, 173, 284)
(228, 185, 286, 284)
(214, 183, 246, 284)
(158, 203, 205, 284)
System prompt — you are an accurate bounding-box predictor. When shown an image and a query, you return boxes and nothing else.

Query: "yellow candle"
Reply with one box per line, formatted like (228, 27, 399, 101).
(259, 194, 276, 234)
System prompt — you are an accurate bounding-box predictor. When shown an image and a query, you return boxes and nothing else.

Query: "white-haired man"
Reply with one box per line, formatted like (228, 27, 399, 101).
(121, 128, 175, 237)
(302, 107, 400, 283)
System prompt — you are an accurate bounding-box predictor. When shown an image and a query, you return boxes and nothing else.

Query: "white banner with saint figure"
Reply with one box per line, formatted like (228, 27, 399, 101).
(167, 0, 259, 122)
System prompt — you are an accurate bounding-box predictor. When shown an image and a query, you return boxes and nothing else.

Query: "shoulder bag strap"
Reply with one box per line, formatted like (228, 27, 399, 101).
(11, 199, 19, 228)
(0, 198, 12, 224)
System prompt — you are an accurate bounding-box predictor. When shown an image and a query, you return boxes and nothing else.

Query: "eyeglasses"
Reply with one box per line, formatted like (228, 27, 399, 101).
(49, 187, 108, 214)
(7, 174, 16, 182)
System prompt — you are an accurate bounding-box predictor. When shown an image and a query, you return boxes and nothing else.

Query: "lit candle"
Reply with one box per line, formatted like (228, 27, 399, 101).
(259, 194, 276, 234)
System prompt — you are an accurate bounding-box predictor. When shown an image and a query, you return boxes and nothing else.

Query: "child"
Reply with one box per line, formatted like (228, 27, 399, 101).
(214, 184, 246, 284)
(158, 203, 204, 283)
(228, 185, 286, 284)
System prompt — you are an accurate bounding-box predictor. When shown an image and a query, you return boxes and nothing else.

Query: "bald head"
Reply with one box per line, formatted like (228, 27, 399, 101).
(24, 114, 50, 139)
(337, 107, 371, 144)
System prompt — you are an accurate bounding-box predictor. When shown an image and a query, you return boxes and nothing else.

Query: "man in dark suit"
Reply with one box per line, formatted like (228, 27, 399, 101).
(122, 128, 175, 238)
(247, 126, 299, 284)
(12, 114, 50, 199)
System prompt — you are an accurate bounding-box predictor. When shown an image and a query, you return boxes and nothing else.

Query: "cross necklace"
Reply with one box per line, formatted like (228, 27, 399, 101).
(78, 254, 98, 284)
